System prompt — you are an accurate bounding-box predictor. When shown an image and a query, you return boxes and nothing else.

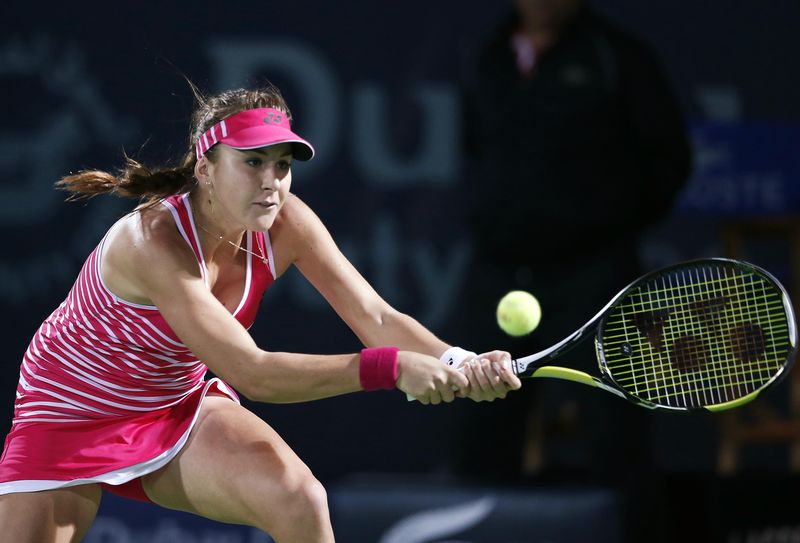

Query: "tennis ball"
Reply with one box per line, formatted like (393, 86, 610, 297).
(496, 290, 541, 337)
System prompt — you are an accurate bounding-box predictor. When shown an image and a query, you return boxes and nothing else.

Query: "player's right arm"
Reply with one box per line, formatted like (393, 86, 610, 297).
(101, 209, 459, 404)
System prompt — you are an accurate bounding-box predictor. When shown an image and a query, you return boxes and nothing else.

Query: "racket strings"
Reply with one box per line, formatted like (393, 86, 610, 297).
(608, 279, 781, 315)
(612, 358, 785, 398)
(657, 272, 781, 407)
(608, 272, 757, 300)
(641, 269, 780, 407)
(603, 307, 788, 357)
(603, 302, 785, 339)
(601, 264, 791, 408)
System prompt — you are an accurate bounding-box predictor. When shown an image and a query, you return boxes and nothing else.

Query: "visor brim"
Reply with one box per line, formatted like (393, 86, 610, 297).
(224, 126, 315, 161)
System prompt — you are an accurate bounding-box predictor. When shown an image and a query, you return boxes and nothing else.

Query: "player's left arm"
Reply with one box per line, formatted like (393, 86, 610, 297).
(273, 194, 445, 355)
(272, 195, 519, 400)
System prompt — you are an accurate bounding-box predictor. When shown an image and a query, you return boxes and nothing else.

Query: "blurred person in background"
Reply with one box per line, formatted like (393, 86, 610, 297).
(452, 0, 693, 485)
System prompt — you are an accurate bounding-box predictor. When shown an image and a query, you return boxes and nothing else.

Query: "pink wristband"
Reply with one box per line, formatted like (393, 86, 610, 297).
(359, 347, 399, 391)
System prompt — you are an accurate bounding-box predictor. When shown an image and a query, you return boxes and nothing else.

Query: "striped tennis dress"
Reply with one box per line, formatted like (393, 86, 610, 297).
(0, 193, 275, 494)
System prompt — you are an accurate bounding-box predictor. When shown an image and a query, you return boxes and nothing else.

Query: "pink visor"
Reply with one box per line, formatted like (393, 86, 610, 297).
(195, 107, 315, 161)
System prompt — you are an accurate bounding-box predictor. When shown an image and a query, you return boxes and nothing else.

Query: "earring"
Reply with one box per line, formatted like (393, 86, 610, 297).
(207, 180, 216, 218)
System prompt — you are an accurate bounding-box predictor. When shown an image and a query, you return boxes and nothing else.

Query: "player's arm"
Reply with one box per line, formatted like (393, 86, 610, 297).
(275, 194, 449, 356)
(274, 195, 519, 398)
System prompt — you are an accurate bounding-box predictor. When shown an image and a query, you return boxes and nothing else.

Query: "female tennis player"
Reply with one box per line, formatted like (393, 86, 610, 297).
(0, 85, 521, 542)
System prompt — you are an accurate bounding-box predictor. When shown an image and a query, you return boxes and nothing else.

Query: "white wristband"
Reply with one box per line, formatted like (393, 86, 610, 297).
(439, 346, 478, 368)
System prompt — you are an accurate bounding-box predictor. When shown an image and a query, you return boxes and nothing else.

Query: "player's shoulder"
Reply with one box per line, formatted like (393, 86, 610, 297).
(273, 193, 324, 237)
(108, 201, 197, 273)
(270, 193, 331, 265)
(280, 192, 317, 218)
(99, 200, 201, 304)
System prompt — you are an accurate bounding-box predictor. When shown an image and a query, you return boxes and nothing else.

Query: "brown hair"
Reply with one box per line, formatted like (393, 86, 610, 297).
(56, 83, 293, 202)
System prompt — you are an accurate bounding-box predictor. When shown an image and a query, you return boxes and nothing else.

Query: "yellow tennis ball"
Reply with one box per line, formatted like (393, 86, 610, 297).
(496, 290, 541, 336)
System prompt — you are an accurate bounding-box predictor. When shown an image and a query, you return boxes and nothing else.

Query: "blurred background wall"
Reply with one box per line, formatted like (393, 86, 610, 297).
(2, 0, 799, 541)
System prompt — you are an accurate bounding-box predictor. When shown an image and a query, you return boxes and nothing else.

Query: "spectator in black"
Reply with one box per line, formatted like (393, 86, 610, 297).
(451, 0, 693, 483)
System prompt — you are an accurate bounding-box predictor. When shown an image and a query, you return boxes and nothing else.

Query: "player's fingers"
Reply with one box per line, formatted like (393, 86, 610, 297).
(436, 372, 458, 403)
(490, 363, 509, 399)
(461, 363, 475, 398)
(482, 350, 511, 362)
(449, 367, 470, 394)
(469, 359, 494, 400)
(462, 363, 475, 398)
(479, 358, 507, 399)
(429, 389, 443, 405)
(497, 359, 522, 390)
(444, 365, 470, 402)
(439, 381, 456, 403)
(482, 359, 505, 392)
(466, 363, 491, 402)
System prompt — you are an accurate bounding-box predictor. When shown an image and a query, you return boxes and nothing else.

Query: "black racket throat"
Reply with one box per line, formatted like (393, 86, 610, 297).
(511, 317, 600, 378)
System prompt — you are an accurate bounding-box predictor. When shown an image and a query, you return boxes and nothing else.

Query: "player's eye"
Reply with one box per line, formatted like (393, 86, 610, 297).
(246, 158, 262, 167)
(277, 160, 292, 171)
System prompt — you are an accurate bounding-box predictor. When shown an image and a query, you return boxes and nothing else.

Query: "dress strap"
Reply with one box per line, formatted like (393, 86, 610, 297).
(162, 193, 210, 286)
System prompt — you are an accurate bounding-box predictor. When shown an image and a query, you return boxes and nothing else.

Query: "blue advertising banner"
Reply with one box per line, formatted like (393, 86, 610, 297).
(86, 482, 621, 543)
(677, 123, 800, 216)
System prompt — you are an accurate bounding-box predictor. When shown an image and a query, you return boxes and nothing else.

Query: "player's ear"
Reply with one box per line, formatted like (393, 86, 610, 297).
(194, 155, 210, 182)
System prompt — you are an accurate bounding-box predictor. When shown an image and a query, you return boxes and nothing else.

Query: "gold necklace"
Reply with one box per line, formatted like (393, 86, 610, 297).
(195, 220, 269, 266)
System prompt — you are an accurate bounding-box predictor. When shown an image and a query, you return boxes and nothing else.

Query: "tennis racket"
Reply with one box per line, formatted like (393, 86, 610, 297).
(508, 258, 797, 412)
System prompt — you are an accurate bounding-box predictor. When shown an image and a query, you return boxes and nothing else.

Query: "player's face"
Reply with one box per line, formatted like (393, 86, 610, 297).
(208, 143, 293, 231)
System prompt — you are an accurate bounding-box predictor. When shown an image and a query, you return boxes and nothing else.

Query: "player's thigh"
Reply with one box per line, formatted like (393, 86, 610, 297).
(0, 484, 101, 543)
(141, 396, 325, 528)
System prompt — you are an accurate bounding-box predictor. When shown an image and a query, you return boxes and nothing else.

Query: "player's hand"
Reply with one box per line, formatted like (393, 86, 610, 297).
(396, 350, 469, 405)
(462, 350, 522, 402)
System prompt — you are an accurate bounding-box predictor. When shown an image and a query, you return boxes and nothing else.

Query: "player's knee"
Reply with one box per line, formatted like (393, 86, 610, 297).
(270, 473, 329, 531)
(286, 473, 329, 521)
(301, 477, 329, 518)
(247, 468, 330, 535)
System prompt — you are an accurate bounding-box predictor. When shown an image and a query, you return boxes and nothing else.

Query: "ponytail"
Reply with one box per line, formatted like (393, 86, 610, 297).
(56, 83, 292, 203)
(56, 152, 197, 202)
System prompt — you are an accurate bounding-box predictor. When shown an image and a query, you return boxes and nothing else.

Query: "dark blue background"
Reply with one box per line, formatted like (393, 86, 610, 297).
(2, 1, 799, 540)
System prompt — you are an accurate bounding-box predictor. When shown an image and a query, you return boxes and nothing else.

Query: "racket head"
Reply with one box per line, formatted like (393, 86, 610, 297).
(595, 258, 797, 412)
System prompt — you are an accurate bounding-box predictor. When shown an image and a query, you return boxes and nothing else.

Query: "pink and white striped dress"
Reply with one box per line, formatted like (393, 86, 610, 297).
(0, 193, 275, 493)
